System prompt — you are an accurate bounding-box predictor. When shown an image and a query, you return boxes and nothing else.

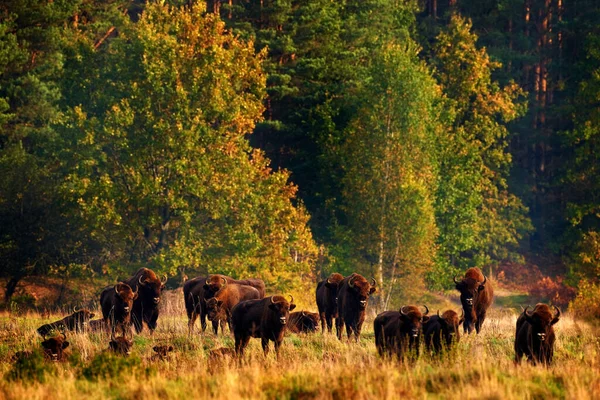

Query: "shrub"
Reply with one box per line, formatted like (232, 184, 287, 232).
(80, 352, 141, 381)
(528, 276, 576, 308)
(6, 351, 55, 383)
(569, 280, 600, 320)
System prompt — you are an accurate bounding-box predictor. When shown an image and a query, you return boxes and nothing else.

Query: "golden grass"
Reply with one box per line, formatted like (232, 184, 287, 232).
(0, 293, 598, 400)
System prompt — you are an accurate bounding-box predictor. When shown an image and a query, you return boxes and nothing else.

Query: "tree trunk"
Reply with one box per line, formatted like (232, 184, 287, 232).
(5, 276, 22, 303)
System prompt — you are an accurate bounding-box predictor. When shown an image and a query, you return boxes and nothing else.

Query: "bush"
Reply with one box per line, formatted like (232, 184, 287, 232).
(528, 276, 576, 308)
(569, 280, 600, 320)
(6, 351, 55, 383)
(80, 352, 141, 381)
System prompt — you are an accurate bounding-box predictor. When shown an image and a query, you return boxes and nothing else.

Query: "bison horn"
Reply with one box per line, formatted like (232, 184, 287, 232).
(288, 295, 294, 304)
(162, 274, 168, 285)
(205, 278, 211, 285)
(348, 275, 356, 288)
(553, 305, 561, 319)
(133, 284, 139, 296)
(370, 278, 377, 287)
(139, 276, 146, 286)
(423, 305, 429, 316)
(73, 306, 81, 313)
(523, 305, 532, 316)
(437, 310, 441, 318)
(61, 332, 67, 341)
(481, 275, 487, 286)
(115, 284, 120, 295)
(269, 295, 275, 304)
(453, 276, 460, 284)
(221, 277, 227, 286)
(301, 311, 307, 317)
(400, 306, 409, 316)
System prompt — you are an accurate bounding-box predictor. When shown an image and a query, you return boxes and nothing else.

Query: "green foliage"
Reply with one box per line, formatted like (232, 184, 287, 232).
(80, 352, 141, 382)
(7, 350, 55, 383)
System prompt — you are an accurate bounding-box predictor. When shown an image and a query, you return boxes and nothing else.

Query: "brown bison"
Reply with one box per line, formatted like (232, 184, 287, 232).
(287, 311, 320, 334)
(100, 282, 138, 336)
(208, 347, 236, 360)
(151, 345, 174, 361)
(374, 305, 429, 359)
(36, 308, 95, 337)
(41, 333, 70, 362)
(335, 273, 376, 341)
(515, 304, 560, 366)
(454, 267, 493, 334)
(316, 273, 344, 334)
(109, 332, 133, 356)
(423, 310, 463, 354)
(231, 295, 296, 357)
(124, 268, 167, 333)
(184, 274, 266, 334)
(205, 280, 261, 335)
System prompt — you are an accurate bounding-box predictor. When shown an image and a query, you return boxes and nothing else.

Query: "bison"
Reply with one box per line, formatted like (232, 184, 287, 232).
(335, 273, 376, 341)
(124, 268, 167, 333)
(515, 304, 560, 366)
(88, 318, 109, 332)
(454, 267, 494, 334)
(316, 273, 344, 334)
(205, 280, 261, 335)
(109, 332, 133, 356)
(423, 310, 463, 355)
(41, 333, 70, 362)
(36, 308, 95, 337)
(287, 311, 320, 334)
(100, 282, 138, 336)
(231, 295, 296, 357)
(151, 345, 174, 361)
(374, 305, 429, 359)
(184, 274, 266, 334)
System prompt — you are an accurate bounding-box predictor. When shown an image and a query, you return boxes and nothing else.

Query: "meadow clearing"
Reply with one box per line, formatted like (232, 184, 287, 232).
(0, 289, 598, 400)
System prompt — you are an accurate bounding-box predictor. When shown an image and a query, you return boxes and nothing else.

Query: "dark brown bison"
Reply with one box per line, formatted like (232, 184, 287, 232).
(423, 310, 463, 354)
(287, 311, 320, 334)
(124, 268, 167, 333)
(151, 345, 174, 361)
(205, 280, 261, 335)
(100, 282, 138, 336)
(374, 305, 429, 359)
(231, 295, 296, 357)
(41, 333, 70, 362)
(204, 274, 266, 298)
(109, 332, 133, 356)
(454, 267, 494, 334)
(335, 273, 376, 341)
(515, 304, 560, 366)
(316, 273, 344, 334)
(36, 308, 95, 337)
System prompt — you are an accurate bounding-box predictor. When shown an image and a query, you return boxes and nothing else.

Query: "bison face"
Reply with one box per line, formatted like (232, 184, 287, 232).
(72, 309, 96, 327)
(455, 275, 487, 309)
(268, 295, 296, 325)
(203, 275, 228, 297)
(109, 337, 133, 356)
(400, 306, 430, 338)
(439, 310, 463, 345)
(206, 298, 226, 321)
(152, 345, 174, 359)
(116, 283, 138, 314)
(138, 273, 167, 304)
(524, 304, 560, 342)
(348, 275, 376, 310)
(41, 335, 69, 362)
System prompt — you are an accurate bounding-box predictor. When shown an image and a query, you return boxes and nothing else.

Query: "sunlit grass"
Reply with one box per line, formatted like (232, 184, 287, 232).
(0, 296, 598, 399)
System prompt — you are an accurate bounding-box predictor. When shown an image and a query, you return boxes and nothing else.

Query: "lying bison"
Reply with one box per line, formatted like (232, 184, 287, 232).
(515, 304, 560, 366)
(151, 345, 174, 361)
(423, 310, 463, 354)
(109, 332, 133, 356)
(42, 333, 70, 362)
(454, 267, 493, 334)
(316, 273, 344, 334)
(336, 273, 376, 341)
(288, 311, 320, 334)
(231, 295, 296, 357)
(100, 282, 138, 336)
(37, 308, 95, 338)
(374, 305, 429, 359)
(205, 280, 261, 335)
(124, 268, 167, 333)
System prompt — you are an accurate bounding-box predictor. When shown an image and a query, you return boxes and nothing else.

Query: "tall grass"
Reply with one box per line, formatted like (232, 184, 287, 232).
(0, 292, 598, 399)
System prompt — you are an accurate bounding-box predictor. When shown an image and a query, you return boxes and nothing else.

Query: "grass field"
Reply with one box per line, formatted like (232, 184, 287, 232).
(0, 290, 598, 400)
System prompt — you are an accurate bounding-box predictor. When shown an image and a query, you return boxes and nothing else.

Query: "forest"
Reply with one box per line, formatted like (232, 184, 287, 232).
(1, 0, 599, 314)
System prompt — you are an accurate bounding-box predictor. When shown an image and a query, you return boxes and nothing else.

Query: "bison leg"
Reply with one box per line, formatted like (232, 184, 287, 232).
(345, 322, 353, 341)
(147, 310, 159, 333)
(261, 338, 270, 356)
(131, 309, 144, 334)
(212, 320, 219, 336)
(200, 304, 208, 333)
(475, 311, 486, 334)
(188, 311, 198, 335)
(319, 312, 326, 334)
(355, 320, 364, 342)
(335, 318, 344, 341)
(235, 335, 250, 356)
(274, 339, 283, 359)
(326, 314, 334, 334)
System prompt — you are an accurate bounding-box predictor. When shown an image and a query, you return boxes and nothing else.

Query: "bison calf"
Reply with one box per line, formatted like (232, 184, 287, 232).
(288, 311, 320, 334)
(151, 345, 174, 361)
(515, 304, 560, 366)
(108, 332, 133, 356)
(423, 310, 463, 355)
(231, 295, 296, 357)
(374, 306, 429, 359)
(41, 333, 70, 362)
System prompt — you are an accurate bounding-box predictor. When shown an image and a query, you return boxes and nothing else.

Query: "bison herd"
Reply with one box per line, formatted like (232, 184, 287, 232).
(18, 267, 560, 367)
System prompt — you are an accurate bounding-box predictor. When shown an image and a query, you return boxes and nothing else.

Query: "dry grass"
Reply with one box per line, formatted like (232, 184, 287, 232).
(0, 291, 598, 400)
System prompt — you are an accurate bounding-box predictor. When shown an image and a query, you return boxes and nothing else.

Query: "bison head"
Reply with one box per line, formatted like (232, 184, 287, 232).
(205, 297, 226, 322)
(138, 271, 167, 305)
(115, 282, 138, 315)
(400, 305, 430, 338)
(348, 274, 376, 310)
(438, 309, 463, 346)
(203, 275, 227, 296)
(152, 345, 174, 360)
(268, 295, 296, 325)
(109, 332, 133, 356)
(523, 304, 560, 342)
(71, 308, 96, 328)
(41, 333, 69, 362)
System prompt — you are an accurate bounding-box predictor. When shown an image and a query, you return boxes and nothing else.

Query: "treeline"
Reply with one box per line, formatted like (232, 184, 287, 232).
(1, 0, 598, 304)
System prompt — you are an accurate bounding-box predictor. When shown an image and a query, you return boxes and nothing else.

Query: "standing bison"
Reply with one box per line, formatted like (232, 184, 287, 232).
(231, 295, 296, 357)
(515, 304, 560, 366)
(316, 273, 344, 334)
(37, 308, 95, 337)
(205, 280, 261, 335)
(423, 310, 463, 354)
(454, 267, 493, 334)
(336, 273, 376, 341)
(100, 282, 138, 336)
(374, 305, 429, 359)
(124, 268, 167, 333)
